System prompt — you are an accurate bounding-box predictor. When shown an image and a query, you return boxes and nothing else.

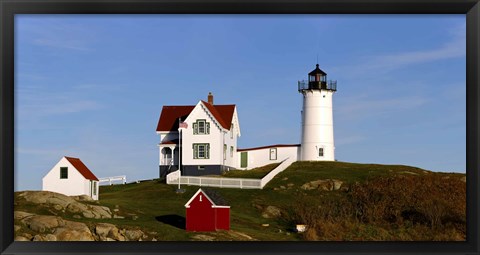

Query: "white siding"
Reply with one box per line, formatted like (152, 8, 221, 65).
(237, 146, 299, 170)
(42, 157, 98, 200)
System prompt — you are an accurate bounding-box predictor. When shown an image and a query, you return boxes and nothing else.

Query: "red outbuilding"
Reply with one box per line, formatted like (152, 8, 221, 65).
(185, 188, 230, 231)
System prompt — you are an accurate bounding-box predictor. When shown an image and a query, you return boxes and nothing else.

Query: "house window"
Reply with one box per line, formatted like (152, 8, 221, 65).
(223, 144, 227, 160)
(198, 166, 205, 170)
(230, 123, 234, 139)
(269, 148, 277, 160)
(230, 146, 234, 157)
(193, 119, 210, 135)
(193, 143, 210, 159)
(93, 182, 97, 195)
(60, 167, 68, 179)
(319, 148, 324, 157)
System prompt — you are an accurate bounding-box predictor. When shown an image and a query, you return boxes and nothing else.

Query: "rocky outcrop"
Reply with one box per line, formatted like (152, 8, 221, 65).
(14, 191, 152, 242)
(15, 211, 147, 241)
(16, 191, 112, 219)
(262, 206, 282, 219)
(301, 179, 344, 191)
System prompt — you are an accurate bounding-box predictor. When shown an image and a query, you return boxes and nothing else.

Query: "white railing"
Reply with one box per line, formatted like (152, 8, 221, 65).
(98, 175, 127, 186)
(167, 173, 262, 189)
(260, 157, 295, 188)
(165, 158, 295, 189)
(166, 170, 180, 183)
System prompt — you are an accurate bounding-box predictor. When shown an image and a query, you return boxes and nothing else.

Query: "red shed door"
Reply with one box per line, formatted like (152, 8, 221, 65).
(186, 193, 216, 231)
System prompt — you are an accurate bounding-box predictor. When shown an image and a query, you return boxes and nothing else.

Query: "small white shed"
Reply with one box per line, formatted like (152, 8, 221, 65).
(42, 156, 100, 200)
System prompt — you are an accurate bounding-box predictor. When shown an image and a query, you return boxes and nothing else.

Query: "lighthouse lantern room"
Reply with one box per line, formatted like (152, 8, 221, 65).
(298, 64, 337, 161)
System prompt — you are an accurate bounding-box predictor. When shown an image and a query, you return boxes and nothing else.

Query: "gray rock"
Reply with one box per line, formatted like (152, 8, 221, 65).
(15, 236, 30, 241)
(332, 179, 343, 190)
(301, 179, 342, 191)
(22, 215, 65, 233)
(125, 229, 144, 241)
(54, 221, 94, 241)
(95, 223, 117, 238)
(71, 195, 94, 201)
(33, 234, 57, 241)
(82, 211, 95, 219)
(107, 227, 126, 241)
(14, 211, 34, 220)
(262, 206, 282, 218)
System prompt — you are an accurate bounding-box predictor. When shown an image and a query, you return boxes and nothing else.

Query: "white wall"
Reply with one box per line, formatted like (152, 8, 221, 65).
(181, 102, 224, 166)
(42, 157, 99, 200)
(300, 90, 335, 161)
(237, 146, 300, 170)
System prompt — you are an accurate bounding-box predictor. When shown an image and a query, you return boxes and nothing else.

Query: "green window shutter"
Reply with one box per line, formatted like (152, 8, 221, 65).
(193, 144, 198, 159)
(193, 123, 198, 134)
(206, 123, 210, 134)
(206, 144, 210, 159)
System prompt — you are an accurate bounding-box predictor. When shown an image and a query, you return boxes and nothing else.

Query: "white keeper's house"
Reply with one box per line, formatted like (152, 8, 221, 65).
(156, 64, 337, 177)
(42, 156, 100, 200)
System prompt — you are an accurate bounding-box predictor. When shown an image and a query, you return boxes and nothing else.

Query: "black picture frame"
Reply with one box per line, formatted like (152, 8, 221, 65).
(1, 1, 479, 254)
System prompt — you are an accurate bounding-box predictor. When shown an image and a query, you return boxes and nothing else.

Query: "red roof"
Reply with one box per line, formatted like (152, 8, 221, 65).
(64, 156, 99, 181)
(156, 106, 195, 132)
(156, 102, 235, 132)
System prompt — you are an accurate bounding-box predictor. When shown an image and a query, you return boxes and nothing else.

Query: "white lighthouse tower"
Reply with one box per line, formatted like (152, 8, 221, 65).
(298, 64, 337, 161)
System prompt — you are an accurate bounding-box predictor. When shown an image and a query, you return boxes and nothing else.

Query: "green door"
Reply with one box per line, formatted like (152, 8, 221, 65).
(240, 152, 248, 168)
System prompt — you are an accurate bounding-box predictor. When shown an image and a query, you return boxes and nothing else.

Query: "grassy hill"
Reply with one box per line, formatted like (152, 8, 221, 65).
(13, 161, 465, 241)
(95, 161, 466, 241)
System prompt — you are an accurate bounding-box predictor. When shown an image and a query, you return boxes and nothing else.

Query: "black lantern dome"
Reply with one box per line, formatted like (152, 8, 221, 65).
(308, 64, 327, 87)
(298, 64, 337, 92)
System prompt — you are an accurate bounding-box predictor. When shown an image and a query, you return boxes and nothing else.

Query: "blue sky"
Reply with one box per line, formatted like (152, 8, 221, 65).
(15, 15, 466, 191)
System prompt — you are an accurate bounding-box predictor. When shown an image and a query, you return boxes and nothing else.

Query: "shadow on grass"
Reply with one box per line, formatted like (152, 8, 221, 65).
(155, 214, 186, 230)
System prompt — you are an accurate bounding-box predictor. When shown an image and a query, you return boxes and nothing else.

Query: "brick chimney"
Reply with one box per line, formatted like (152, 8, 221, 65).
(208, 92, 214, 105)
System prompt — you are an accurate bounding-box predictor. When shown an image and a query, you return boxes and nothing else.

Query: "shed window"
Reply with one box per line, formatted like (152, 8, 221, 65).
(60, 167, 68, 179)
(230, 146, 234, 157)
(230, 124, 234, 139)
(319, 148, 324, 157)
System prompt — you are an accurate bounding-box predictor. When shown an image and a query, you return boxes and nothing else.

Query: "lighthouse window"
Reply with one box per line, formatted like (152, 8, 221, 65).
(193, 119, 210, 135)
(319, 148, 324, 157)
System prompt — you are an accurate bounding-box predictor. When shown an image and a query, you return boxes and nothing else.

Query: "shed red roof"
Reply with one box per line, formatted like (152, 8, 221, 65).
(64, 156, 99, 181)
(156, 102, 235, 132)
(185, 188, 229, 208)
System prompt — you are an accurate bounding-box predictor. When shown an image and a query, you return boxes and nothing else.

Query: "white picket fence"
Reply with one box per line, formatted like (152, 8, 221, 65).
(98, 175, 127, 186)
(166, 157, 294, 189)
